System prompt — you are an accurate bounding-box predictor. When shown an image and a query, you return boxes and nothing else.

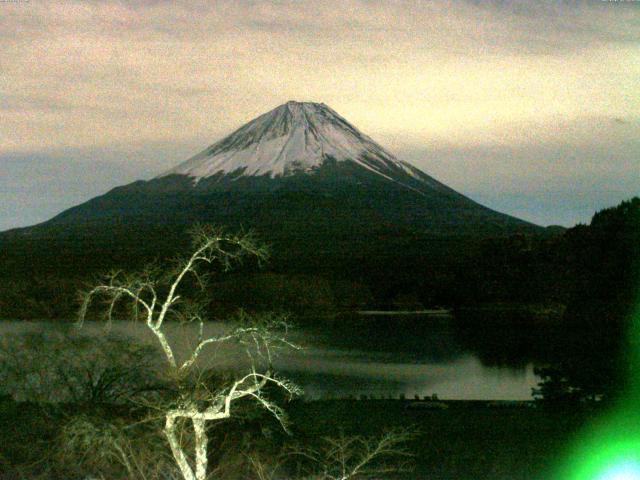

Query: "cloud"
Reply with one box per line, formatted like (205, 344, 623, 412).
(1, 0, 637, 153)
(0, 142, 190, 231)
(394, 115, 640, 226)
(0, 0, 637, 229)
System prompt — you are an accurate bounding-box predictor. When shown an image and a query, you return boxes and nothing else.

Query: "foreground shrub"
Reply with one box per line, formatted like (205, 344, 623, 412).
(0, 329, 162, 404)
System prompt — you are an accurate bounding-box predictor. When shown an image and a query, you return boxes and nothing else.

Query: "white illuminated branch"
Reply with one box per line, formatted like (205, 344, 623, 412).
(79, 226, 300, 480)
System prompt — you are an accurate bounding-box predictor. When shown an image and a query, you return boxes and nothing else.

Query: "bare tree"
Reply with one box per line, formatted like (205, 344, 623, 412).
(79, 225, 300, 480)
(248, 429, 415, 480)
(0, 329, 161, 404)
(301, 430, 415, 480)
(57, 414, 179, 480)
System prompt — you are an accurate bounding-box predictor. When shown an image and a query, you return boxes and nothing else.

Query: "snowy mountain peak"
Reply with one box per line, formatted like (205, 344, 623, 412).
(158, 101, 425, 183)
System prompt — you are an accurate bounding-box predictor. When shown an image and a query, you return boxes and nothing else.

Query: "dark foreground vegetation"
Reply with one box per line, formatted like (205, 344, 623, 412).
(0, 319, 615, 479)
(0, 395, 595, 480)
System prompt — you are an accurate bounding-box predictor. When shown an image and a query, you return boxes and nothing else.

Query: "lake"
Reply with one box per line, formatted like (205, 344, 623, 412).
(0, 317, 542, 401)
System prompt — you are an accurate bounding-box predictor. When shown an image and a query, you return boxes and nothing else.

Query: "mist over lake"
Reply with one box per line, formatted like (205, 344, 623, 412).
(1, 316, 541, 401)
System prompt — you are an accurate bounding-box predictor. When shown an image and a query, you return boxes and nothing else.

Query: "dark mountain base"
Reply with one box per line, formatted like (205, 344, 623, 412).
(0, 171, 545, 318)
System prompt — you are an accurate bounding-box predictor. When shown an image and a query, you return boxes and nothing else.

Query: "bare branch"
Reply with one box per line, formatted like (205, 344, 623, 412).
(79, 284, 153, 327)
(76, 225, 295, 480)
(288, 428, 416, 480)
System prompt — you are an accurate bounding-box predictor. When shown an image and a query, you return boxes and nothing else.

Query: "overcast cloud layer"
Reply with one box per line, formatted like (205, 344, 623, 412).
(1, 0, 638, 230)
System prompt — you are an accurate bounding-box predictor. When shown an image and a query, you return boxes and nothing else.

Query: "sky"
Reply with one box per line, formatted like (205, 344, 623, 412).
(1, 0, 638, 230)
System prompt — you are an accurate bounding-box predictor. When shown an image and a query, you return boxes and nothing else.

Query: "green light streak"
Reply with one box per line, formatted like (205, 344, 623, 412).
(558, 305, 640, 480)
(595, 461, 640, 480)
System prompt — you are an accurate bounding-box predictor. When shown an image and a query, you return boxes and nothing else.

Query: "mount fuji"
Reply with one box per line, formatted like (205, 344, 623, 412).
(158, 101, 449, 195)
(0, 101, 541, 277)
(148, 101, 487, 200)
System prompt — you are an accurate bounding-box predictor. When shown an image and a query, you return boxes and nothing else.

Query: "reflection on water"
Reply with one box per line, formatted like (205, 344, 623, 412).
(281, 353, 538, 400)
(279, 321, 539, 400)
(0, 318, 541, 401)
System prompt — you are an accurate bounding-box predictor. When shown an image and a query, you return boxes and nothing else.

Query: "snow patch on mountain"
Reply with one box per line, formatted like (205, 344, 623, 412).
(158, 101, 423, 184)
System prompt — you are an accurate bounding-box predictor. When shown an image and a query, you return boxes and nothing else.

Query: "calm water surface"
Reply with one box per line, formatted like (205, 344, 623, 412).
(0, 318, 541, 401)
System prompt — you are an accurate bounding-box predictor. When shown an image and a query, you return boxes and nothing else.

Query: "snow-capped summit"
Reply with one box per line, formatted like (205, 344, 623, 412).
(158, 101, 426, 186)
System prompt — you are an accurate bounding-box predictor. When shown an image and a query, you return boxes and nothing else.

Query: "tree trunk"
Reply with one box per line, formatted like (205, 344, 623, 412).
(165, 415, 197, 480)
(193, 418, 209, 480)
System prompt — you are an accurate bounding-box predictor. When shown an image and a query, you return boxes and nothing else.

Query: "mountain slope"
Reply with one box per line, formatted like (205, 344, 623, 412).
(0, 101, 541, 279)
